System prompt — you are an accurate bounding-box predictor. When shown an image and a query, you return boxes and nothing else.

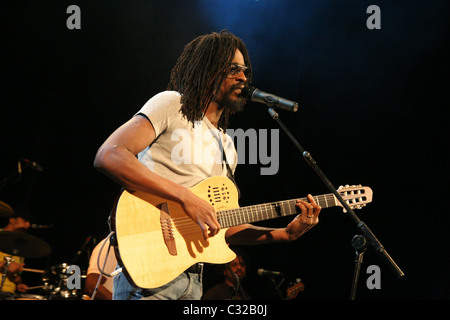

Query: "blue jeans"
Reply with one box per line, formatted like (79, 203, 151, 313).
(113, 268, 203, 300)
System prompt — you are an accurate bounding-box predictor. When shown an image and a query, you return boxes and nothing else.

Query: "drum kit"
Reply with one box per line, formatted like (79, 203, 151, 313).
(0, 200, 86, 300)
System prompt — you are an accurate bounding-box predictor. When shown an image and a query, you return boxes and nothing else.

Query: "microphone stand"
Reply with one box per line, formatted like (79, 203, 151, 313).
(350, 235, 367, 300)
(269, 274, 285, 300)
(267, 108, 405, 299)
(0, 161, 23, 191)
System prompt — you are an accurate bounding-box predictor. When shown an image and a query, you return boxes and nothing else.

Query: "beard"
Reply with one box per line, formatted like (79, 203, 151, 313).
(215, 85, 247, 115)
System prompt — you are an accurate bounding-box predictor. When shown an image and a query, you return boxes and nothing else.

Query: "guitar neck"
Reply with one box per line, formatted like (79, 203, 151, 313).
(217, 193, 337, 228)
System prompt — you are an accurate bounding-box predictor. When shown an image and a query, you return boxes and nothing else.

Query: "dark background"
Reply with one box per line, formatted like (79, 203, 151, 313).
(1, 0, 448, 301)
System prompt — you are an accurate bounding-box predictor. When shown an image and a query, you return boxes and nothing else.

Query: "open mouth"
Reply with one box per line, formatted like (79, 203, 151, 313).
(233, 85, 245, 95)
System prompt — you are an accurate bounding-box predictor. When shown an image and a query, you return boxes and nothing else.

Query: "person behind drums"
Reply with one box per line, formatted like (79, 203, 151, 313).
(0, 208, 32, 295)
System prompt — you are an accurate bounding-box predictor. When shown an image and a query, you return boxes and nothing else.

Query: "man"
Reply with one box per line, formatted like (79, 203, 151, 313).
(0, 210, 31, 295)
(94, 30, 320, 300)
(202, 250, 251, 300)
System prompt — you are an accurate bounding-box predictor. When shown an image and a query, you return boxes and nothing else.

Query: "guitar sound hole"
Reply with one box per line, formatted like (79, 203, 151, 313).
(208, 184, 229, 205)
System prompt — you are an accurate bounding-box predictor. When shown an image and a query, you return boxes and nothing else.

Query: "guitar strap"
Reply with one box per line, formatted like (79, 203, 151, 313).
(217, 130, 241, 200)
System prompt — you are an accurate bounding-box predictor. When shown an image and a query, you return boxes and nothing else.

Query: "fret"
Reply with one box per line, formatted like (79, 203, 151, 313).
(282, 201, 289, 216)
(236, 208, 241, 225)
(250, 204, 256, 222)
(244, 207, 249, 224)
(331, 194, 338, 207)
(284, 201, 290, 216)
(318, 195, 325, 208)
(220, 210, 226, 227)
(260, 203, 267, 221)
(217, 193, 339, 228)
(269, 203, 275, 218)
(227, 209, 234, 227)
(222, 210, 228, 228)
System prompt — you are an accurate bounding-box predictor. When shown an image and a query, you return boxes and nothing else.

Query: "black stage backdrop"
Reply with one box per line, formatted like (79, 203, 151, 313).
(1, 0, 449, 303)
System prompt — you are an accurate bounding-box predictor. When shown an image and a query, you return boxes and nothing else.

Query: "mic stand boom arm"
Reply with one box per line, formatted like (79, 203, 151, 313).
(267, 108, 405, 281)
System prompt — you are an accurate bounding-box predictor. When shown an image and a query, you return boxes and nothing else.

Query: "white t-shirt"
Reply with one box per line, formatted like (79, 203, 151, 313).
(136, 91, 237, 188)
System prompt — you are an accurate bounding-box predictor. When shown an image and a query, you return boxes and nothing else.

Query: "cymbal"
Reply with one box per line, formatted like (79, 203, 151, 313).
(0, 201, 14, 217)
(0, 231, 51, 258)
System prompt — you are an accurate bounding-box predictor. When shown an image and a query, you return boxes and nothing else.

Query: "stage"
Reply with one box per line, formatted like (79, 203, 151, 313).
(1, 0, 449, 301)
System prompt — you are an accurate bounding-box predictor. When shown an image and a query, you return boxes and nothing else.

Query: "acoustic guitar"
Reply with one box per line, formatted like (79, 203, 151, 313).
(111, 176, 372, 289)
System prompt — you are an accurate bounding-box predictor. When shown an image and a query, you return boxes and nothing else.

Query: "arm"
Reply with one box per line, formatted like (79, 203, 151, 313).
(93, 115, 220, 240)
(225, 195, 321, 245)
(15, 279, 28, 293)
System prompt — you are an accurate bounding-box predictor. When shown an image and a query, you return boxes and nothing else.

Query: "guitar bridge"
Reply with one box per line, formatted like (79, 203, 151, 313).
(159, 202, 177, 256)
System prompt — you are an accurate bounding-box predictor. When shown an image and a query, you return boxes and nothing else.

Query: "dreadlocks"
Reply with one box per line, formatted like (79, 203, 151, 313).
(167, 30, 252, 130)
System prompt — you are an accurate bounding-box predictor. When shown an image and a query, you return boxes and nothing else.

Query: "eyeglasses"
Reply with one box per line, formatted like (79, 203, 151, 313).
(227, 64, 249, 78)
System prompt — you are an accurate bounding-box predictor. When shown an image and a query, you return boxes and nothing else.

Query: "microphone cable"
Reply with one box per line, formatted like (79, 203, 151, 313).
(90, 230, 115, 300)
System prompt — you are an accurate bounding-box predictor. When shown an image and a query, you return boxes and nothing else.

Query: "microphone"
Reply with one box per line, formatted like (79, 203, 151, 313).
(257, 268, 283, 277)
(31, 223, 53, 229)
(21, 158, 44, 172)
(242, 86, 298, 112)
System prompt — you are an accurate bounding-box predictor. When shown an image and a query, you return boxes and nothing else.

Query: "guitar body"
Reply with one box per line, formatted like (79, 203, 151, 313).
(112, 176, 239, 289)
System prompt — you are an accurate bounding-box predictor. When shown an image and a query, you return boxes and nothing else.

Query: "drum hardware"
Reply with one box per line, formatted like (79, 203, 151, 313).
(25, 285, 45, 290)
(1, 262, 87, 300)
(22, 268, 45, 274)
(0, 231, 52, 259)
(1, 255, 14, 291)
(0, 231, 51, 298)
(42, 263, 85, 300)
(14, 293, 46, 300)
(0, 219, 90, 300)
(0, 200, 14, 217)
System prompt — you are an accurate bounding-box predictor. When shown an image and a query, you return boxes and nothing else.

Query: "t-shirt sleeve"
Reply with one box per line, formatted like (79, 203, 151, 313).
(136, 91, 182, 137)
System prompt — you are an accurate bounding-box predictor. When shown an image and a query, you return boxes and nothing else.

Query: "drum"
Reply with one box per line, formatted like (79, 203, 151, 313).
(42, 263, 83, 300)
(15, 293, 46, 300)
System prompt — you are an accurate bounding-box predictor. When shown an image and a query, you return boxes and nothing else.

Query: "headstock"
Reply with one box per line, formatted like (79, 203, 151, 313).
(337, 185, 373, 212)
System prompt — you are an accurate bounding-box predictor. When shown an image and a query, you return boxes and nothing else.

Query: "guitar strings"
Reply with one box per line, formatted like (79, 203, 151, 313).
(166, 194, 337, 236)
(158, 191, 367, 237)
(170, 195, 336, 226)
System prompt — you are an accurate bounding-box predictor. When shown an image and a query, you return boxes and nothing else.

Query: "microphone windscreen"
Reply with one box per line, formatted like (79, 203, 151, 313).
(241, 86, 255, 100)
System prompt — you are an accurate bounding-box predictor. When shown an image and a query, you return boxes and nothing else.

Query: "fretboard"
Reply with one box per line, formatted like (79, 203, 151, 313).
(217, 193, 338, 228)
